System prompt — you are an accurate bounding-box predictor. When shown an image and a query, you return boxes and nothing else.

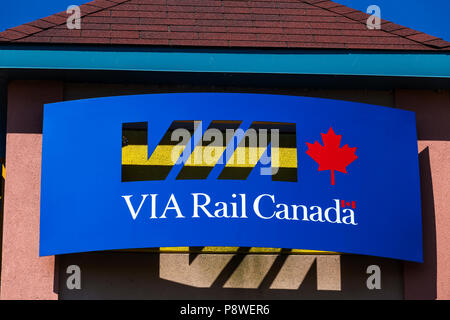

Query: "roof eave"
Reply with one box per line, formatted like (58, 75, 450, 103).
(0, 44, 449, 79)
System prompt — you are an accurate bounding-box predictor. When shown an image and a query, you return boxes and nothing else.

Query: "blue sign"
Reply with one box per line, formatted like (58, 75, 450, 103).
(40, 93, 423, 262)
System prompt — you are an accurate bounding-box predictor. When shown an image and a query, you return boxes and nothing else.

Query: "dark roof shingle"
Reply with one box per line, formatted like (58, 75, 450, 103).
(0, 0, 449, 50)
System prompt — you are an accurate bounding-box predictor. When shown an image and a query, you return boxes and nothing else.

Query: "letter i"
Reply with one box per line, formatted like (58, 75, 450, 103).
(150, 194, 158, 219)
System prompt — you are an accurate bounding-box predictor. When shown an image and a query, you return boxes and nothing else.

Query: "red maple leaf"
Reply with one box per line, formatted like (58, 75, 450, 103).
(306, 127, 357, 186)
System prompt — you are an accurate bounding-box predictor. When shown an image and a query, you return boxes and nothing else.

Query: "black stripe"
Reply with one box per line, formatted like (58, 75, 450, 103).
(203, 120, 242, 146)
(123, 122, 147, 146)
(176, 166, 215, 180)
(250, 122, 296, 133)
(272, 167, 298, 182)
(122, 165, 173, 182)
(233, 123, 296, 148)
(218, 167, 254, 180)
(155, 120, 197, 146)
(122, 121, 197, 147)
(278, 133, 297, 148)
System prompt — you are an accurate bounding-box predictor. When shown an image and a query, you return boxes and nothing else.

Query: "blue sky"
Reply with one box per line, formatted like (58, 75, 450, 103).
(0, 0, 449, 41)
(335, 0, 450, 41)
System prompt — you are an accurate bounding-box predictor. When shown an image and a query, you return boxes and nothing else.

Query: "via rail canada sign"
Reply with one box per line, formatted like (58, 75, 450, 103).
(40, 93, 423, 262)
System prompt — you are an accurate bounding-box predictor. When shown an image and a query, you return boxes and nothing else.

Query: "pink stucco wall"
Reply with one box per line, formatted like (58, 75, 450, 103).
(396, 89, 450, 300)
(0, 81, 62, 300)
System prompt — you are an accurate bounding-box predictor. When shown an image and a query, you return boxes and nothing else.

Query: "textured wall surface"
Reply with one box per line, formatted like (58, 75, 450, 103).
(396, 89, 450, 300)
(0, 81, 62, 300)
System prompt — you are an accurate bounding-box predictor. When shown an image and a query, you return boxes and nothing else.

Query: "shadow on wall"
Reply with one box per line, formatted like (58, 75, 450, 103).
(55, 252, 403, 300)
(394, 89, 450, 141)
(395, 89, 448, 299)
(404, 147, 437, 300)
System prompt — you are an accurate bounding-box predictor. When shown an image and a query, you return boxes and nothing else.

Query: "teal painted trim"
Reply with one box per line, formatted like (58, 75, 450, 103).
(0, 48, 449, 78)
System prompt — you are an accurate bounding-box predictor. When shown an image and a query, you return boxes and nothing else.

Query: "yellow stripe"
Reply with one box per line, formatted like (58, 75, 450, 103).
(224, 147, 265, 168)
(225, 147, 297, 168)
(121, 247, 336, 254)
(122, 145, 185, 166)
(271, 148, 297, 168)
(183, 146, 226, 167)
(199, 247, 334, 254)
(160, 247, 190, 252)
(123, 145, 297, 168)
(201, 246, 241, 253)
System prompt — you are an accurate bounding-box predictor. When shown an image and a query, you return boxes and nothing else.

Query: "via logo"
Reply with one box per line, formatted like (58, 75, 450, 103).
(121, 121, 297, 182)
(122, 123, 357, 186)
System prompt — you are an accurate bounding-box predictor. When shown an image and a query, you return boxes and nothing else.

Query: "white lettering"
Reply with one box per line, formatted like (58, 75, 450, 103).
(253, 194, 276, 219)
(192, 193, 214, 218)
(122, 194, 149, 220)
(160, 194, 184, 218)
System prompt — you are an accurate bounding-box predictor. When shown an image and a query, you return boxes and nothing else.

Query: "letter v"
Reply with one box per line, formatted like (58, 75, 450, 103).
(122, 194, 149, 220)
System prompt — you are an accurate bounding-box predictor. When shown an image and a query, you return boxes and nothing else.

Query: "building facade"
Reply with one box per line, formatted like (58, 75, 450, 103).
(0, 0, 449, 300)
